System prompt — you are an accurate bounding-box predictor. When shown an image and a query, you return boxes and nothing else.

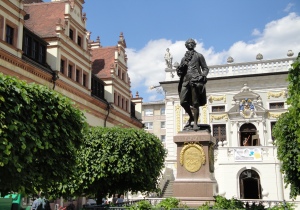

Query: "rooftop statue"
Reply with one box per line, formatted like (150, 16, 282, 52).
(164, 48, 173, 69)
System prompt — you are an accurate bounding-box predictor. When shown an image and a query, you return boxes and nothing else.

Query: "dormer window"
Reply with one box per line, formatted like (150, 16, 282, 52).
(38, 45, 45, 63)
(32, 40, 37, 59)
(24, 35, 31, 55)
(22, 29, 47, 65)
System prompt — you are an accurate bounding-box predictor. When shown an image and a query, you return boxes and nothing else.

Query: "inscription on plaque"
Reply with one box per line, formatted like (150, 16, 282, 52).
(180, 143, 206, 172)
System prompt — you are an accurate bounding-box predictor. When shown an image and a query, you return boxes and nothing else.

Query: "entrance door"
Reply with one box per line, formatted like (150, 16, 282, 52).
(239, 169, 261, 199)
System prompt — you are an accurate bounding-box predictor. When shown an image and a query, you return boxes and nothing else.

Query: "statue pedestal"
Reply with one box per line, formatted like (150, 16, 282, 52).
(173, 130, 217, 207)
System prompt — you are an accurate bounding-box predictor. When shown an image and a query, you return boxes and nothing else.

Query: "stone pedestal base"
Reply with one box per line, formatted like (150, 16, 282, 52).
(173, 130, 217, 207)
(173, 180, 217, 198)
(173, 180, 217, 207)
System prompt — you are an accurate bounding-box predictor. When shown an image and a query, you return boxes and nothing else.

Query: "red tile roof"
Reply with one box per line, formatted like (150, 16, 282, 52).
(24, 2, 65, 38)
(92, 47, 117, 79)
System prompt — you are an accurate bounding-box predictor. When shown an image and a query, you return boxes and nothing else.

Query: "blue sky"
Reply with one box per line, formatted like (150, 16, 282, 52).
(44, 0, 300, 102)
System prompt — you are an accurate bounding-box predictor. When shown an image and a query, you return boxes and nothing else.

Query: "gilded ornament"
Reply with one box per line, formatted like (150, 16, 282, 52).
(175, 105, 181, 133)
(208, 95, 226, 103)
(180, 143, 206, 173)
(201, 104, 208, 124)
(268, 112, 285, 118)
(210, 114, 228, 122)
(267, 91, 286, 99)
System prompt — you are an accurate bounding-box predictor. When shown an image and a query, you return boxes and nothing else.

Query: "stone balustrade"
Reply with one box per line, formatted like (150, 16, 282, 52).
(165, 57, 295, 81)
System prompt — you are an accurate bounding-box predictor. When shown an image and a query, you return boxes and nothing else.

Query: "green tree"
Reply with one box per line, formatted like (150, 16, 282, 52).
(156, 197, 188, 209)
(0, 73, 86, 195)
(129, 200, 153, 210)
(73, 126, 166, 203)
(216, 196, 244, 209)
(273, 53, 300, 198)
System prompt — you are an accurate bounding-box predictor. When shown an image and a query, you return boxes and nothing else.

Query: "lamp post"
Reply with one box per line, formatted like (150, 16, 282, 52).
(150, 85, 165, 95)
(52, 70, 59, 90)
(149, 85, 160, 90)
(104, 100, 114, 127)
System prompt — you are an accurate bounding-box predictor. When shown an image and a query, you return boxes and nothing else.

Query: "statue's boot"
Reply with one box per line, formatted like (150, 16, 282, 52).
(184, 117, 194, 129)
(193, 123, 199, 131)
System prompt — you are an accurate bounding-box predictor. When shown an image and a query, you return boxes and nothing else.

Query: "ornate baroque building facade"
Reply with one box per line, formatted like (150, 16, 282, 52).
(158, 53, 300, 207)
(0, 0, 143, 128)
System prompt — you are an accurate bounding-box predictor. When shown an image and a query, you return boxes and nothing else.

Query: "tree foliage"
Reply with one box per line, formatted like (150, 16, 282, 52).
(156, 197, 188, 209)
(206, 195, 244, 210)
(0, 73, 86, 195)
(128, 196, 294, 210)
(73, 126, 167, 200)
(129, 200, 153, 210)
(198, 196, 293, 210)
(273, 53, 300, 198)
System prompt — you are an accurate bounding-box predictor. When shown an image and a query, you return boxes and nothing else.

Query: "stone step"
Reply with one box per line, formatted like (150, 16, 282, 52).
(161, 181, 174, 198)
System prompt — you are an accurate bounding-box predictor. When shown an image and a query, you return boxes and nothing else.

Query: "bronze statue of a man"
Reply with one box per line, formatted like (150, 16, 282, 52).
(176, 38, 209, 131)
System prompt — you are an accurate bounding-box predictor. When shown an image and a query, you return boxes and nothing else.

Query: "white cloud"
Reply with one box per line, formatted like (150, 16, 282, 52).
(228, 12, 300, 62)
(284, 3, 294, 12)
(127, 13, 300, 102)
(252, 28, 261, 36)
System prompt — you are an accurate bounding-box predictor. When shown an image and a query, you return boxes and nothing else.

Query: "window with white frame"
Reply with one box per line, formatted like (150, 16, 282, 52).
(144, 122, 153, 129)
(5, 24, 14, 45)
(77, 35, 82, 47)
(122, 72, 125, 81)
(212, 105, 225, 112)
(5, 20, 17, 47)
(69, 28, 74, 40)
(83, 74, 87, 87)
(161, 135, 166, 142)
(68, 64, 73, 79)
(161, 121, 166, 129)
(213, 124, 226, 148)
(76, 69, 80, 83)
(60, 59, 65, 74)
(271, 121, 276, 141)
(269, 102, 284, 109)
(144, 109, 154, 116)
(160, 107, 165, 115)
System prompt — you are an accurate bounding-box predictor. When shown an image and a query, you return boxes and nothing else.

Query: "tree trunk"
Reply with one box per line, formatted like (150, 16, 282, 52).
(96, 189, 105, 205)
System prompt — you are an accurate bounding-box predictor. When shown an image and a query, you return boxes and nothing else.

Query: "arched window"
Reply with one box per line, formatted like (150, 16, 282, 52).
(239, 123, 259, 146)
(239, 169, 261, 199)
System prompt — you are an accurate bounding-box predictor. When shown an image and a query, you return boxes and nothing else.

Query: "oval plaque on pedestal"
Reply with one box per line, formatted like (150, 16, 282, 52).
(180, 143, 206, 172)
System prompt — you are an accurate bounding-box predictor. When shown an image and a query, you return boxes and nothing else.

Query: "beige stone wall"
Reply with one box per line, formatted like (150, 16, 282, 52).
(0, 0, 24, 57)
(142, 101, 166, 142)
